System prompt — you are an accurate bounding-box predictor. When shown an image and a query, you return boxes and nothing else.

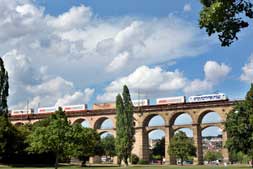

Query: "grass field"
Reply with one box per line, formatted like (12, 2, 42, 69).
(0, 164, 250, 169)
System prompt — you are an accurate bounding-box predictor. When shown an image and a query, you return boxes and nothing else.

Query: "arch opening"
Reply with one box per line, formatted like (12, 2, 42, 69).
(148, 129, 165, 163)
(100, 131, 114, 138)
(201, 112, 222, 124)
(14, 122, 24, 126)
(73, 118, 90, 128)
(95, 117, 113, 129)
(174, 128, 193, 138)
(202, 126, 223, 164)
(98, 132, 115, 164)
(173, 113, 193, 125)
(148, 115, 165, 127)
(143, 114, 165, 127)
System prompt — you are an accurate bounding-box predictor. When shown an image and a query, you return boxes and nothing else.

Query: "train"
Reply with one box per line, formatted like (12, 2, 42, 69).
(188, 93, 227, 103)
(9, 93, 228, 116)
(37, 104, 87, 113)
(10, 109, 34, 116)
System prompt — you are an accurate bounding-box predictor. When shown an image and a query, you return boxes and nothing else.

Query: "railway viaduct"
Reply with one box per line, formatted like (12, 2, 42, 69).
(9, 100, 236, 165)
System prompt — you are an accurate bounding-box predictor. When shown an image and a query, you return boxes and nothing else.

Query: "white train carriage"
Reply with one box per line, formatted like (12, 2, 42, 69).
(37, 106, 56, 114)
(156, 96, 185, 105)
(132, 99, 150, 107)
(62, 104, 87, 112)
(11, 109, 34, 116)
(188, 93, 227, 103)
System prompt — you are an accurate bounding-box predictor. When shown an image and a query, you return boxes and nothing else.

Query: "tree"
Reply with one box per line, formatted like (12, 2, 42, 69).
(168, 131, 196, 165)
(0, 116, 20, 162)
(199, 0, 253, 46)
(26, 108, 72, 169)
(225, 83, 253, 166)
(115, 85, 135, 166)
(152, 137, 165, 159)
(204, 151, 223, 163)
(70, 124, 100, 166)
(101, 135, 116, 159)
(0, 58, 9, 116)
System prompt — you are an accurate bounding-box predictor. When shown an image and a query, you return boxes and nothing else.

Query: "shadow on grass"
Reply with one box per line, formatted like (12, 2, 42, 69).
(7, 164, 120, 168)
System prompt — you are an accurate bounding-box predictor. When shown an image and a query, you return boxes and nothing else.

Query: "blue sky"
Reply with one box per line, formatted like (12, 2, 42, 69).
(31, 0, 253, 101)
(1, 0, 253, 137)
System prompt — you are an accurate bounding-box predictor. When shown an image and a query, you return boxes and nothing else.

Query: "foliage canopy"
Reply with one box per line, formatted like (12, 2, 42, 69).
(199, 0, 253, 46)
(168, 131, 196, 165)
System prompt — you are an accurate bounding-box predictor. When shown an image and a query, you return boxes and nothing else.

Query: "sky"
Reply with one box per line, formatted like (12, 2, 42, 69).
(1, 0, 253, 137)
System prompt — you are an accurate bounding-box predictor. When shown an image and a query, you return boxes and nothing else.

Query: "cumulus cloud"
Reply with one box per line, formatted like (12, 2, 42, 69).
(97, 65, 186, 102)
(2, 49, 94, 110)
(204, 61, 231, 83)
(241, 54, 253, 82)
(55, 88, 95, 106)
(99, 61, 231, 101)
(184, 79, 213, 95)
(184, 61, 231, 95)
(46, 5, 92, 30)
(106, 52, 129, 72)
(0, 0, 213, 108)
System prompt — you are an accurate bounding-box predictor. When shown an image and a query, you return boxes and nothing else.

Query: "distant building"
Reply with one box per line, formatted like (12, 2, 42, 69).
(202, 135, 222, 152)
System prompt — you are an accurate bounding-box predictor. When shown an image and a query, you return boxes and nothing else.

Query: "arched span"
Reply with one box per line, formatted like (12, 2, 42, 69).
(174, 128, 193, 138)
(148, 129, 165, 140)
(14, 122, 24, 126)
(202, 126, 223, 137)
(72, 118, 90, 128)
(94, 117, 113, 129)
(99, 131, 114, 138)
(170, 112, 193, 126)
(201, 124, 224, 132)
(146, 127, 166, 134)
(143, 114, 166, 127)
(198, 110, 223, 124)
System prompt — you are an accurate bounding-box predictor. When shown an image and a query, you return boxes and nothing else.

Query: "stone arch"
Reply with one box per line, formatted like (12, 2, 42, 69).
(201, 124, 224, 131)
(147, 127, 166, 134)
(147, 129, 166, 160)
(99, 131, 115, 138)
(142, 114, 166, 127)
(14, 122, 24, 126)
(72, 118, 90, 127)
(94, 117, 114, 129)
(174, 127, 193, 138)
(170, 111, 194, 126)
(198, 110, 223, 124)
(201, 126, 223, 155)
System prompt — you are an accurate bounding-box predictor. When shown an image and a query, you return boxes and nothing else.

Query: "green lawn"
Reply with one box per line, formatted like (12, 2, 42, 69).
(0, 164, 250, 169)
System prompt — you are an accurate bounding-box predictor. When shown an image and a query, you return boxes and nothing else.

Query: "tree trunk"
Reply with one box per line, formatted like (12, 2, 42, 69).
(124, 156, 128, 166)
(117, 156, 122, 166)
(251, 158, 253, 168)
(55, 153, 59, 169)
(81, 158, 87, 167)
(181, 157, 183, 166)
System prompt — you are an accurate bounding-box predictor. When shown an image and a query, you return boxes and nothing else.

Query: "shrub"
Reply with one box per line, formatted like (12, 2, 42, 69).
(130, 154, 139, 164)
(138, 159, 149, 164)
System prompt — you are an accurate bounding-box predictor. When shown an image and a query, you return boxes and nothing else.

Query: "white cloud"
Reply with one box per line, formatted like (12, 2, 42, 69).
(55, 88, 95, 106)
(241, 54, 253, 82)
(26, 77, 73, 95)
(184, 79, 213, 95)
(184, 61, 231, 95)
(46, 5, 92, 30)
(99, 61, 231, 101)
(204, 61, 231, 83)
(97, 65, 186, 102)
(0, 1, 213, 108)
(106, 52, 129, 72)
(183, 3, 192, 12)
